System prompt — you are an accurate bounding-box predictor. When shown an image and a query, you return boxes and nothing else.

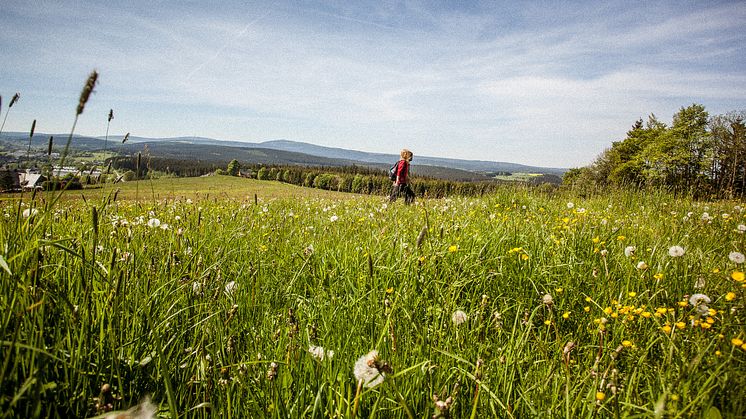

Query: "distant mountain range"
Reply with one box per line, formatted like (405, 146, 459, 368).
(1, 132, 567, 181)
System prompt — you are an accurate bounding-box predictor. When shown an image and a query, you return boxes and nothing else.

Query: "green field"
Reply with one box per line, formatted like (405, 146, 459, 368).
(1, 179, 745, 417)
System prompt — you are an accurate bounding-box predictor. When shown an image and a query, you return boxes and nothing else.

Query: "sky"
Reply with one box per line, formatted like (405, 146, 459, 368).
(1, 0, 744, 168)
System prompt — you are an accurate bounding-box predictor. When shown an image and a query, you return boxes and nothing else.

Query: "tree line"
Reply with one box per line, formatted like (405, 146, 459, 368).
(109, 154, 517, 198)
(564, 104, 746, 198)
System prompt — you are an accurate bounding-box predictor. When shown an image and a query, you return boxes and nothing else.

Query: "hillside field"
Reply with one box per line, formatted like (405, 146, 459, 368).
(1, 179, 745, 417)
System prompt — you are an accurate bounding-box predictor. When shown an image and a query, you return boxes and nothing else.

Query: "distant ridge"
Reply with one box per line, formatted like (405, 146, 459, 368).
(1, 132, 566, 177)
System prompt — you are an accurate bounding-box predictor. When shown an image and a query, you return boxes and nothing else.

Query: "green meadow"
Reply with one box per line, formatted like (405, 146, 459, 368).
(1, 178, 745, 418)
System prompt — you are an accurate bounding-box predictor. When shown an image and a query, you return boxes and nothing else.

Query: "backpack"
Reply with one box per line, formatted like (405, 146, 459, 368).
(389, 161, 399, 181)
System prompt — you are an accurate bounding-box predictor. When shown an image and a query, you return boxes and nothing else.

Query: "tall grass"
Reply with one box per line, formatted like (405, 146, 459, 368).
(1, 185, 744, 417)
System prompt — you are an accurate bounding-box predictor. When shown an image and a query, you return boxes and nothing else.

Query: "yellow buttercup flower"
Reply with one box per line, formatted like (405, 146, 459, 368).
(725, 292, 736, 301)
(448, 245, 458, 253)
(732, 271, 745, 282)
(596, 392, 606, 401)
(732, 338, 744, 346)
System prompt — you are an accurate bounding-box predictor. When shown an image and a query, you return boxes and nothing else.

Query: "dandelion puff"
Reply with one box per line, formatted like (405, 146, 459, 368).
(451, 310, 467, 326)
(624, 246, 636, 257)
(542, 293, 554, 307)
(308, 345, 334, 361)
(729, 251, 745, 264)
(330, 215, 339, 222)
(146, 218, 161, 228)
(689, 293, 711, 316)
(668, 246, 685, 257)
(737, 224, 746, 234)
(22, 208, 39, 218)
(104, 395, 157, 419)
(566, 202, 574, 209)
(636, 261, 648, 270)
(353, 350, 385, 388)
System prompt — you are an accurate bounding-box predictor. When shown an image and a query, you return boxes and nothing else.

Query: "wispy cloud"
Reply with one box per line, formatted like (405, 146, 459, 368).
(1, 0, 743, 167)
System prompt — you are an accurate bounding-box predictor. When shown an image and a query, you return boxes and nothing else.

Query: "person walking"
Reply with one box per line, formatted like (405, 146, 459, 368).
(389, 149, 415, 204)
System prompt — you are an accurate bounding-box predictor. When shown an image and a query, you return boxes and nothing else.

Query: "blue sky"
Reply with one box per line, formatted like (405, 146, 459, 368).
(1, 0, 744, 167)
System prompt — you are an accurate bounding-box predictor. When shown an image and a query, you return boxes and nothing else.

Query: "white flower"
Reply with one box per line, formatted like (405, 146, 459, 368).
(566, 202, 574, 209)
(600, 249, 608, 257)
(689, 293, 711, 306)
(701, 212, 712, 221)
(689, 293, 711, 316)
(737, 224, 746, 233)
(330, 215, 338, 222)
(542, 294, 553, 306)
(22, 208, 39, 218)
(636, 261, 648, 270)
(225, 281, 237, 295)
(354, 350, 385, 388)
(147, 218, 161, 228)
(576, 208, 586, 214)
(668, 246, 685, 257)
(308, 345, 334, 361)
(624, 246, 636, 257)
(729, 251, 745, 264)
(451, 310, 467, 326)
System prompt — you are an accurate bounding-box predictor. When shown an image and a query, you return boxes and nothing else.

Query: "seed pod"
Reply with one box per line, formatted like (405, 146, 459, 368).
(29, 119, 36, 138)
(9, 93, 19, 108)
(108, 109, 113, 122)
(77, 71, 98, 116)
(122, 132, 129, 143)
(47, 136, 54, 156)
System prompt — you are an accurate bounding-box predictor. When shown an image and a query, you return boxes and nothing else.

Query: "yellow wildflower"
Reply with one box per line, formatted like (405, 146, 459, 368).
(732, 338, 744, 346)
(596, 392, 606, 401)
(732, 271, 745, 282)
(661, 324, 672, 333)
(675, 322, 686, 330)
(725, 292, 736, 301)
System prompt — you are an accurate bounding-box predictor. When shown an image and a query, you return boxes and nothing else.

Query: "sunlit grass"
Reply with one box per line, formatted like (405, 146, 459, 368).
(1, 183, 745, 417)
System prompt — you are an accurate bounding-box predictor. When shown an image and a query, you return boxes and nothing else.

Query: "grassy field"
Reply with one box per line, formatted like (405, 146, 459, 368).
(0, 175, 356, 204)
(1, 179, 745, 418)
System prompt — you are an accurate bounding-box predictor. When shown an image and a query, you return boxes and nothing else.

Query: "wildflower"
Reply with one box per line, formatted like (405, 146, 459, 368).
(732, 338, 744, 346)
(566, 202, 574, 209)
(147, 218, 161, 228)
(353, 350, 388, 388)
(689, 293, 711, 316)
(621, 340, 632, 347)
(654, 272, 664, 280)
(544, 319, 551, 326)
(448, 245, 458, 253)
(104, 395, 157, 419)
(451, 310, 467, 326)
(733, 271, 745, 282)
(22, 208, 39, 218)
(737, 224, 746, 233)
(595, 391, 606, 401)
(266, 362, 278, 381)
(542, 293, 553, 307)
(308, 345, 334, 361)
(636, 261, 648, 270)
(729, 252, 745, 264)
(624, 246, 636, 257)
(668, 246, 685, 257)
(675, 321, 686, 330)
(661, 324, 672, 333)
(562, 311, 570, 319)
(725, 292, 736, 301)
(330, 215, 338, 222)
(628, 292, 636, 297)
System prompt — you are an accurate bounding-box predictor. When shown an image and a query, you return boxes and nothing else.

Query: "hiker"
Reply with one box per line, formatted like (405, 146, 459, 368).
(389, 149, 415, 204)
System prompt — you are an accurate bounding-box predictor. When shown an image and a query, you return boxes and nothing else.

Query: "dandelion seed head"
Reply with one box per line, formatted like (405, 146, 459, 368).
(636, 261, 648, 270)
(146, 218, 161, 228)
(354, 350, 385, 388)
(624, 246, 636, 257)
(668, 246, 685, 257)
(451, 310, 467, 326)
(542, 293, 554, 306)
(729, 252, 745, 264)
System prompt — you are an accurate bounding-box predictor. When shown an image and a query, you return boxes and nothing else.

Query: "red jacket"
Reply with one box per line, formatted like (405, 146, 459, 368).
(395, 160, 409, 185)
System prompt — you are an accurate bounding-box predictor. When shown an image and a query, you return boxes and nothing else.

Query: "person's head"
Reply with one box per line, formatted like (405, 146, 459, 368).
(400, 149, 413, 161)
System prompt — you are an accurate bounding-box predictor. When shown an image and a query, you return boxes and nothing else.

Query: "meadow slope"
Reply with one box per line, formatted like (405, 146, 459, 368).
(1, 181, 745, 418)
